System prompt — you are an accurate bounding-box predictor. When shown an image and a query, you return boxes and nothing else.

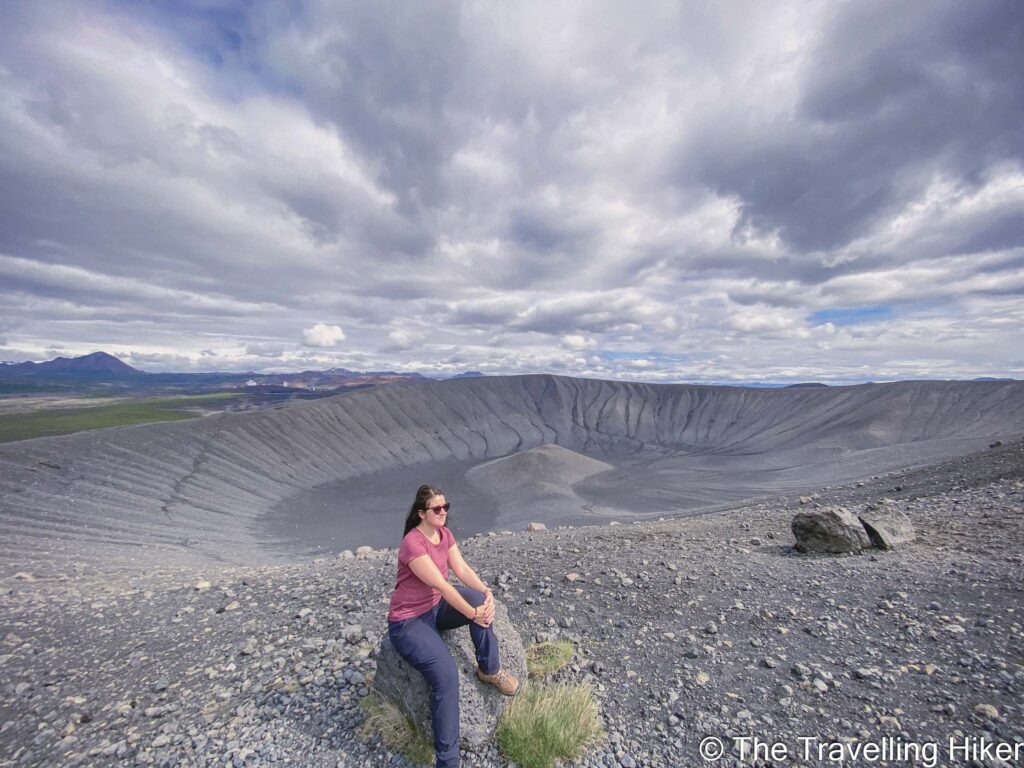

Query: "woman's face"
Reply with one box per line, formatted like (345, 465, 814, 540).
(421, 494, 448, 526)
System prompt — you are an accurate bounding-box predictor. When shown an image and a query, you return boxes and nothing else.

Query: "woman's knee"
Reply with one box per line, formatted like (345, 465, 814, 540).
(459, 586, 486, 608)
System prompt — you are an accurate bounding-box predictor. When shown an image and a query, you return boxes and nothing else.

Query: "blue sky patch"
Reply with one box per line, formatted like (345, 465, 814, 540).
(598, 351, 683, 362)
(809, 305, 892, 326)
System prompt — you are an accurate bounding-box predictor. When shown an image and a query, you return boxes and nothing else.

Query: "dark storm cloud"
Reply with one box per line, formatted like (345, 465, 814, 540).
(690, 0, 1024, 253)
(259, 1, 466, 241)
(951, 210, 1024, 259)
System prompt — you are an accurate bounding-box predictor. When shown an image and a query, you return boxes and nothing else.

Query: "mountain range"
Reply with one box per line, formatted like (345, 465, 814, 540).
(0, 351, 483, 393)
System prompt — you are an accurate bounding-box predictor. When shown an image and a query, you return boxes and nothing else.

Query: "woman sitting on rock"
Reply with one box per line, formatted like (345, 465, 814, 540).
(387, 484, 519, 768)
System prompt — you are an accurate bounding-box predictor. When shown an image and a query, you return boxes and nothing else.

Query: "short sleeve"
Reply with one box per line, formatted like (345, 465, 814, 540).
(444, 526, 457, 549)
(398, 531, 429, 566)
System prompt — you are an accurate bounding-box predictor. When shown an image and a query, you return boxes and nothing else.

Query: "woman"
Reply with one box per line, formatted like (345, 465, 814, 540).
(387, 484, 519, 768)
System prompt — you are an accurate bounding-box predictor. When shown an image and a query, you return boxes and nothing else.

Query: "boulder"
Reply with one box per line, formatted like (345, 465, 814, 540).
(373, 601, 527, 748)
(858, 505, 916, 549)
(792, 506, 870, 553)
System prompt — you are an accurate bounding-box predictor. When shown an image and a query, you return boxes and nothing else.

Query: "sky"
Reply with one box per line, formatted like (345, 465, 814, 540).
(0, 1, 1022, 384)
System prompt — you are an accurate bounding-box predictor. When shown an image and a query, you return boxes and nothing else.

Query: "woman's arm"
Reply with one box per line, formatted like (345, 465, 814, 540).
(408, 554, 483, 621)
(448, 543, 490, 594)
(448, 544, 495, 625)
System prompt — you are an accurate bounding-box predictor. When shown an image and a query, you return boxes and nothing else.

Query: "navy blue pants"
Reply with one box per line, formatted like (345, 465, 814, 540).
(388, 587, 499, 768)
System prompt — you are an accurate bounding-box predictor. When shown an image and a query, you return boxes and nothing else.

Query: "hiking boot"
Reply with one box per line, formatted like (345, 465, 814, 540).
(476, 667, 520, 696)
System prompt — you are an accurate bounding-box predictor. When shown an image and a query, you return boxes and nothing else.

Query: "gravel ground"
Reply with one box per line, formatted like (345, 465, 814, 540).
(1, 439, 1022, 767)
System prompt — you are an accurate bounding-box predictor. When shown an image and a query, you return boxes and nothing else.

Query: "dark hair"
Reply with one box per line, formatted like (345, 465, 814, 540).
(403, 484, 445, 537)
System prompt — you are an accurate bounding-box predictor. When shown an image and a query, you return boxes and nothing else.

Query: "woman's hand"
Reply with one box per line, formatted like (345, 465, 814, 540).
(474, 591, 496, 627)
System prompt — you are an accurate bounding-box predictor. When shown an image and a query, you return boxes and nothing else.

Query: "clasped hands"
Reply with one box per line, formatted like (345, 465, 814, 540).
(471, 587, 496, 628)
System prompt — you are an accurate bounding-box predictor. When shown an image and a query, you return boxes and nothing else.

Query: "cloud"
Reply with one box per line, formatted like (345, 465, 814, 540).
(245, 342, 291, 358)
(725, 307, 800, 334)
(686, 0, 1024, 253)
(561, 334, 597, 351)
(0, 1, 1019, 382)
(386, 328, 426, 351)
(119, 351, 194, 369)
(302, 323, 346, 348)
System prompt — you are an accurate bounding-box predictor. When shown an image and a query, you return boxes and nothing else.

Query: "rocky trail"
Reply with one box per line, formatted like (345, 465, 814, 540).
(2, 440, 1022, 767)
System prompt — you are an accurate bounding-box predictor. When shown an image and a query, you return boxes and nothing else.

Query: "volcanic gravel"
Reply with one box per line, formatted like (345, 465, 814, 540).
(2, 440, 1022, 767)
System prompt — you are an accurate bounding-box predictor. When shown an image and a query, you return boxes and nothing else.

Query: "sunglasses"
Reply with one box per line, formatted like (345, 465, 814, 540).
(424, 503, 451, 515)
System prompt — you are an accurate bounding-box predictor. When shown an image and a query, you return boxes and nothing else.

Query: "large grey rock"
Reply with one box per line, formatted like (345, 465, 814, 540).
(792, 506, 870, 553)
(858, 505, 916, 549)
(373, 601, 527, 748)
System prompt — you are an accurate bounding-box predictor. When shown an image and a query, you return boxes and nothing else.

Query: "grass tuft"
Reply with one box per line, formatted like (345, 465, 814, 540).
(497, 683, 603, 768)
(526, 639, 575, 677)
(358, 690, 434, 766)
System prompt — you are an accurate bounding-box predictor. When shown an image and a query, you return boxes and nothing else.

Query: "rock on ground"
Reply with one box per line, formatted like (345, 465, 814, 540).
(791, 506, 871, 553)
(858, 504, 917, 549)
(372, 601, 526, 748)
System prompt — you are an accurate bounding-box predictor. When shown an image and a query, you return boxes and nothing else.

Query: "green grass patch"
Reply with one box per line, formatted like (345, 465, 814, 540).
(497, 683, 603, 768)
(526, 639, 575, 677)
(155, 392, 240, 401)
(358, 690, 434, 766)
(0, 395, 238, 443)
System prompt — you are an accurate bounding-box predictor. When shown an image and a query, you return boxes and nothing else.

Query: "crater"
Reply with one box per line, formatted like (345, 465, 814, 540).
(1, 374, 1022, 573)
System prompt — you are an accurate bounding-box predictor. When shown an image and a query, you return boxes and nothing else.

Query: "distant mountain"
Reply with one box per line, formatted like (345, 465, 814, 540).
(300, 368, 428, 378)
(784, 382, 828, 388)
(0, 351, 143, 378)
(0, 352, 477, 389)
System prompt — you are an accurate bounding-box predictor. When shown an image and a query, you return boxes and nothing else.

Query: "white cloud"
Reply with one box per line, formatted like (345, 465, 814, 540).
(561, 334, 597, 351)
(726, 308, 798, 333)
(302, 323, 346, 348)
(387, 328, 426, 350)
(245, 342, 291, 358)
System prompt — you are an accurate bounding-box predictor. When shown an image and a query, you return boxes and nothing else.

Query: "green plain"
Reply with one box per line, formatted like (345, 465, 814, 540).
(0, 394, 238, 443)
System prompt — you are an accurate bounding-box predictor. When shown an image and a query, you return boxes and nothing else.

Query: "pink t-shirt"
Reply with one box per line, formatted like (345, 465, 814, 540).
(387, 526, 456, 621)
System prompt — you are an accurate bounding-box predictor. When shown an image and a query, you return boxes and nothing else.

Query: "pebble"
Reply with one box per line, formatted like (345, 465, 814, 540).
(973, 703, 999, 721)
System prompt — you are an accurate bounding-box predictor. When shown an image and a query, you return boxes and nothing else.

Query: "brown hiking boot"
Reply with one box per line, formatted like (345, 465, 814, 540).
(476, 668, 520, 696)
